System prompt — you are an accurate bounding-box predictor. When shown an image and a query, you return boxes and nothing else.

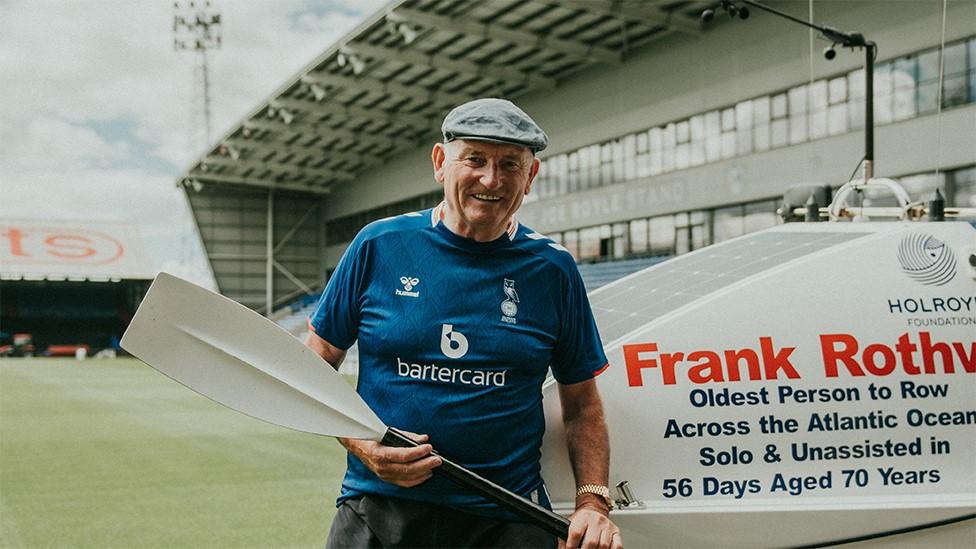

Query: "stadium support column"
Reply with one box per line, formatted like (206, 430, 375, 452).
(266, 189, 274, 317)
(318, 196, 328, 288)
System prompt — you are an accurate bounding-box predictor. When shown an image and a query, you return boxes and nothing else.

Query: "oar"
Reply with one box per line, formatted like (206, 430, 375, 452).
(121, 272, 571, 540)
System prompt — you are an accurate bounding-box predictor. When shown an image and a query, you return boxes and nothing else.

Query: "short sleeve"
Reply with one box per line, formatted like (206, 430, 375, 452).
(550, 267, 608, 384)
(308, 232, 369, 350)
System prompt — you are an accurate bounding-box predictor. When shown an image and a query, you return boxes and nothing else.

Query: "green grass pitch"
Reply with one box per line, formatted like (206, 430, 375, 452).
(1, 358, 349, 548)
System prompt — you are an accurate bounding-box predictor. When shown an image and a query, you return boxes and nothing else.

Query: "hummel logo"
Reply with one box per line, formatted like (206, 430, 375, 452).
(400, 276, 419, 291)
(396, 276, 420, 298)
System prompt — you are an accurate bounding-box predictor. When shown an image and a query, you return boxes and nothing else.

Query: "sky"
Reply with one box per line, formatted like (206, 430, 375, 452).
(0, 0, 386, 287)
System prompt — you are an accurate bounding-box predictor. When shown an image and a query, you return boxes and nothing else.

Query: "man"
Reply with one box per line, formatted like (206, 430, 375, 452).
(306, 98, 622, 549)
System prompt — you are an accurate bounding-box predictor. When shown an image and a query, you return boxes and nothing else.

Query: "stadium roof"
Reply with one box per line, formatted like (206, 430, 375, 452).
(178, 0, 713, 196)
(0, 219, 154, 282)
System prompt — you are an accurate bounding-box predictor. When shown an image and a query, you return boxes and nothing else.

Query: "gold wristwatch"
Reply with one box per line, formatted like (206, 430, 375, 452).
(576, 484, 614, 509)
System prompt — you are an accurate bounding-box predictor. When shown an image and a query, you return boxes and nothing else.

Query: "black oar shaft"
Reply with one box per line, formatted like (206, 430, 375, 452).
(381, 428, 571, 540)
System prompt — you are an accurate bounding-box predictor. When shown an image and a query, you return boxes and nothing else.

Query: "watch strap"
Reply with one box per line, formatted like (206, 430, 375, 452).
(576, 484, 614, 509)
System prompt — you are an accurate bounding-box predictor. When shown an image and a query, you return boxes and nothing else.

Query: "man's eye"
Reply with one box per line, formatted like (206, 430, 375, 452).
(465, 157, 486, 166)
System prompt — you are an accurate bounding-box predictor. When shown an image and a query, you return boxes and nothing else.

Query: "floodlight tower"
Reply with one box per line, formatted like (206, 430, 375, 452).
(173, 1, 222, 151)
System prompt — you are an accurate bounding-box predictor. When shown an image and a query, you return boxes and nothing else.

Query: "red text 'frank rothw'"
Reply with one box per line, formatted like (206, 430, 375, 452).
(624, 332, 975, 387)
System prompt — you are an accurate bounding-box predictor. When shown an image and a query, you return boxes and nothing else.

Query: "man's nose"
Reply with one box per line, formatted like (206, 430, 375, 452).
(479, 163, 502, 188)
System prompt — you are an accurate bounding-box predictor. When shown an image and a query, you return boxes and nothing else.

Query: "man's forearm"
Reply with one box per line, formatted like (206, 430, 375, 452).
(559, 379, 611, 512)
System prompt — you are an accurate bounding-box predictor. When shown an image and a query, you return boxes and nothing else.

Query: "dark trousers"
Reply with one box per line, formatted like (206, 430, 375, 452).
(326, 494, 557, 548)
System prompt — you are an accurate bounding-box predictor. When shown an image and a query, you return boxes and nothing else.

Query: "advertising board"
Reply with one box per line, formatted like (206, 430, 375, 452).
(0, 219, 153, 280)
(541, 222, 976, 547)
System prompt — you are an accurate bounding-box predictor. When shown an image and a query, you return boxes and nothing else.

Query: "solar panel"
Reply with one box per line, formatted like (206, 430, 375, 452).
(589, 230, 871, 345)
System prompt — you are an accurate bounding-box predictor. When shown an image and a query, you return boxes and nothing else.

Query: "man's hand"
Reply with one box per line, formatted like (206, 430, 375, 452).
(560, 499, 623, 549)
(340, 431, 442, 488)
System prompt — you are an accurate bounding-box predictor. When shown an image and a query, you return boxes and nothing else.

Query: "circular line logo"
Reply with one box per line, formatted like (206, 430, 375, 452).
(897, 233, 957, 286)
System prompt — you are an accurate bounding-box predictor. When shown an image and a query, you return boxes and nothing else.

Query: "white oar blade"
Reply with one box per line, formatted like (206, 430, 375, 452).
(121, 272, 387, 440)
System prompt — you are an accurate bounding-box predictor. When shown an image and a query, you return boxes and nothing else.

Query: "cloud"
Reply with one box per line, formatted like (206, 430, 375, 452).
(0, 0, 385, 289)
(2, 116, 132, 171)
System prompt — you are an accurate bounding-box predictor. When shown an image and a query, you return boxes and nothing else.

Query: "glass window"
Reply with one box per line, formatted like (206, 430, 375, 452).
(578, 147, 591, 190)
(736, 100, 753, 154)
(828, 102, 848, 135)
(771, 118, 788, 148)
(828, 76, 847, 104)
(771, 93, 787, 118)
(900, 172, 945, 203)
(809, 80, 828, 139)
(721, 108, 735, 130)
(672, 212, 693, 254)
(970, 39, 976, 102)
(705, 110, 722, 162)
(951, 165, 976, 207)
(944, 41, 967, 77)
(579, 226, 601, 261)
(720, 106, 736, 158)
(690, 115, 706, 166)
(942, 42, 968, 107)
(629, 219, 648, 254)
(562, 230, 579, 259)
(743, 200, 779, 234)
(556, 154, 568, 196)
(689, 210, 708, 250)
(602, 143, 614, 186)
(675, 123, 690, 169)
(676, 142, 690, 169)
(609, 141, 622, 183)
(589, 145, 601, 189)
(772, 94, 790, 146)
(892, 57, 917, 120)
(568, 152, 579, 193)
(623, 135, 637, 181)
(649, 216, 675, 255)
(690, 140, 705, 167)
(752, 96, 770, 151)
(874, 63, 894, 124)
(612, 223, 627, 259)
(917, 50, 940, 113)
(721, 130, 736, 159)
(676, 120, 690, 142)
(713, 204, 744, 243)
(788, 84, 808, 144)
(636, 153, 649, 178)
(649, 128, 663, 175)
(675, 226, 690, 255)
(847, 68, 866, 129)
(662, 123, 676, 173)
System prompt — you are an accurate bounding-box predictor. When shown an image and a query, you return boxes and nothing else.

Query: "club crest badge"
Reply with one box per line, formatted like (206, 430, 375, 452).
(500, 278, 519, 324)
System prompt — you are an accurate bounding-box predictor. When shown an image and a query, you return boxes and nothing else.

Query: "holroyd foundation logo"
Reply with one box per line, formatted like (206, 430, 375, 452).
(896, 233, 956, 287)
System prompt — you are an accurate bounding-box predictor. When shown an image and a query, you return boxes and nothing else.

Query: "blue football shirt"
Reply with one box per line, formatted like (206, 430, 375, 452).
(309, 204, 608, 515)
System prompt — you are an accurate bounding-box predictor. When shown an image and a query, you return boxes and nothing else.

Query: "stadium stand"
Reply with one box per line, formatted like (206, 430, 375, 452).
(0, 220, 153, 355)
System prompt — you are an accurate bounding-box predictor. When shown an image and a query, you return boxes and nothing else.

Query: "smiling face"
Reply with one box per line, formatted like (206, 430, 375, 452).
(431, 139, 540, 242)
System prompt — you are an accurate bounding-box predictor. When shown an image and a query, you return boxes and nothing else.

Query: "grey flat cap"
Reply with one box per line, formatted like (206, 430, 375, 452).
(442, 98, 549, 153)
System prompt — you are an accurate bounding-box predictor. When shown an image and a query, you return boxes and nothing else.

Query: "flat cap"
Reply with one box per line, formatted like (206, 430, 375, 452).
(441, 98, 549, 153)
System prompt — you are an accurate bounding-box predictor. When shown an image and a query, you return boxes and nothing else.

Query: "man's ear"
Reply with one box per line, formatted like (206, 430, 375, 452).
(524, 156, 541, 195)
(431, 143, 447, 183)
